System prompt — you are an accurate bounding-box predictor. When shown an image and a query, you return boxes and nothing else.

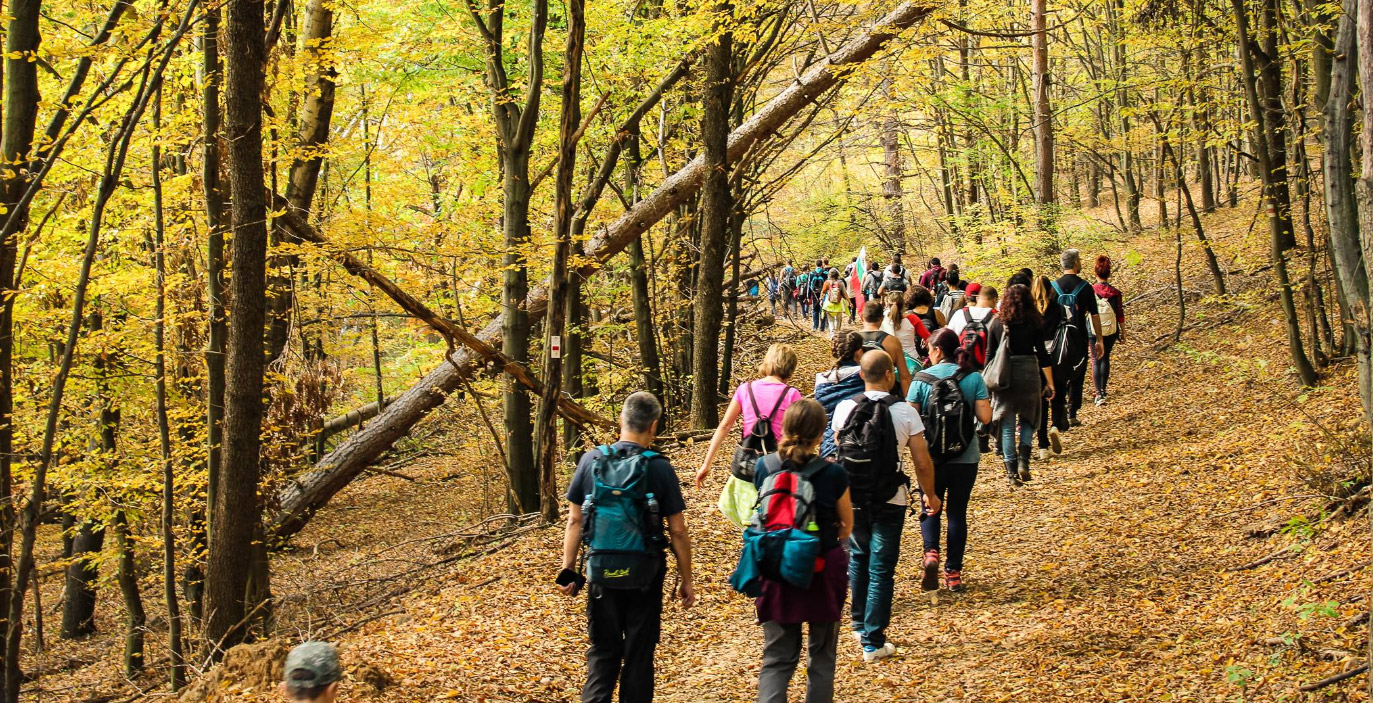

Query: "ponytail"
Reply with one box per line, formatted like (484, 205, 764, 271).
(777, 399, 827, 466)
(885, 292, 904, 329)
(928, 328, 977, 374)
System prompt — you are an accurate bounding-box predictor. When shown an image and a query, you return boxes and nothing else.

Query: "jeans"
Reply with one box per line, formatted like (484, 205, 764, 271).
(758, 621, 839, 703)
(1050, 362, 1087, 430)
(849, 504, 905, 648)
(582, 571, 665, 703)
(918, 463, 978, 572)
(1000, 411, 1035, 456)
(1092, 334, 1118, 396)
(812, 298, 825, 330)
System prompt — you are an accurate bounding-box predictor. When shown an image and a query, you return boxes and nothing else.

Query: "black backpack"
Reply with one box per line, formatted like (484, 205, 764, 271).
(1049, 280, 1090, 372)
(809, 272, 826, 296)
(913, 371, 976, 462)
(730, 382, 790, 481)
(958, 308, 992, 369)
(836, 394, 908, 510)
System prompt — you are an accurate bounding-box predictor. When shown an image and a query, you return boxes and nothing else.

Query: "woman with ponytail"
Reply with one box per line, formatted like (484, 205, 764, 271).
(813, 332, 866, 457)
(751, 399, 852, 703)
(906, 329, 992, 593)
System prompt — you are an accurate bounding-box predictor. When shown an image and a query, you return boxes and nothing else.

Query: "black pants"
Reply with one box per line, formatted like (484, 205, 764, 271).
(1051, 362, 1087, 430)
(918, 463, 978, 572)
(1092, 334, 1118, 396)
(583, 572, 665, 703)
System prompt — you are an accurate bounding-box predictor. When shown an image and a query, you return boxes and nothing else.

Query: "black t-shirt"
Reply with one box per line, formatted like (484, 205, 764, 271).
(753, 456, 849, 550)
(566, 441, 687, 518)
(1054, 273, 1094, 336)
(988, 317, 1050, 367)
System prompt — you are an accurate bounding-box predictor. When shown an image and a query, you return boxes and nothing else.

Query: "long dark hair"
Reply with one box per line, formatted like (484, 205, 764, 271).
(998, 283, 1043, 328)
(927, 328, 977, 373)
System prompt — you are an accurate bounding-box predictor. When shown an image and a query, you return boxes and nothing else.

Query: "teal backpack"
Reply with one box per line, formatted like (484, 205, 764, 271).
(580, 445, 666, 590)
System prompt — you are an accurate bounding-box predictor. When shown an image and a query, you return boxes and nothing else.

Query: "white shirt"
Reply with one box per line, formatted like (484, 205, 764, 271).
(880, 315, 919, 359)
(947, 306, 995, 336)
(831, 390, 925, 505)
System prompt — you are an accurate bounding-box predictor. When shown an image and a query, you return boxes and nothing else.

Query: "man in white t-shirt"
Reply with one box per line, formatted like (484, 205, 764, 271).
(831, 350, 939, 662)
(947, 284, 999, 336)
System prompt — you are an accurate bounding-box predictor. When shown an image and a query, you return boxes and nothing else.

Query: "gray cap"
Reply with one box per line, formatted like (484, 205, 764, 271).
(284, 641, 340, 691)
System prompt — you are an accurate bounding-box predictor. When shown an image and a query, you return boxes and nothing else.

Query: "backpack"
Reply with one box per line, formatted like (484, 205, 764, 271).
(809, 272, 826, 295)
(827, 282, 843, 304)
(914, 371, 976, 462)
(919, 266, 944, 290)
(1097, 292, 1119, 337)
(957, 308, 992, 368)
(939, 290, 966, 319)
(836, 394, 908, 510)
(730, 382, 791, 481)
(729, 455, 827, 595)
(883, 266, 908, 293)
(581, 446, 666, 589)
(1049, 280, 1090, 371)
(858, 329, 890, 353)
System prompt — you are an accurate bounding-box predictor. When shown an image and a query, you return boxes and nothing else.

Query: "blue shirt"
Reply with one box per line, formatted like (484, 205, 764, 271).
(907, 362, 989, 465)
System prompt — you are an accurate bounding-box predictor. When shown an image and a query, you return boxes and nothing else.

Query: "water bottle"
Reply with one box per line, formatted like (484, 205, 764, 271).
(581, 493, 594, 537)
(645, 493, 664, 546)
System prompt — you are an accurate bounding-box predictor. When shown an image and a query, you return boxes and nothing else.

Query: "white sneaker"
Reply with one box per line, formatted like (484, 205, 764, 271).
(852, 630, 863, 645)
(1038, 448, 1049, 461)
(862, 642, 897, 662)
(1048, 427, 1063, 455)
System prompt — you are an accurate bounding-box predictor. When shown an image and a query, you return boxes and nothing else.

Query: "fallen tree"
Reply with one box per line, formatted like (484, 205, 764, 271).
(268, 0, 937, 542)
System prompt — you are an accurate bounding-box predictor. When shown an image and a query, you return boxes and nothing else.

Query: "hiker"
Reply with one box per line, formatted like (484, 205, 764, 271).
(937, 271, 967, 320)
(779, 263, 797, 318)
(820, 269, 850, 336)
(948, 285, 998, 368)
(1050, 249, 1105, 431)
(908, 329, 992, 593)
(766, 275, 779, 315)
(697, 344, 803, 527)
(560, 392, 695, 703)
(879, 291, 929, 379)
(814, 332, 866, 458)
(809, 260, 828, 332)
(907, 285, 946, 335)
(833, 349, 940, 661)
(1091, 255, 1125, 405)
(918, 257, 945, 290)
(1031, 275, 1063, 458)
(280, 641, 341, 703)
(862, 261, 884, 305)
(749, 399, 853, 703)
(857, 301, 912, 398)
(986, 284, 1055, 487)
(877, 254, 909, 296)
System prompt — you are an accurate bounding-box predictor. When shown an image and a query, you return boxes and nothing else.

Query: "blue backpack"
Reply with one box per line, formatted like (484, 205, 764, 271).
(729, 454, 827, 596)
(1049, 279, 1091, 371)
(581, 446, 666, 590)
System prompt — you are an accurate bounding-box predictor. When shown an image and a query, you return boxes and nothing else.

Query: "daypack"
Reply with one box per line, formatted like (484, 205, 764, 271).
(882, 266, 908, 293)
(729, 455, 828, 595)
(858, 329, 890, 353)
(809, 272, 826, 296)
(1049, 279, 1090, 371)
(939, 290, 967, 319)
(1097, 292, 1119, 337)
(958, 307, 993, 368)
(826, 283, 843, 304)
(836, 394, 908, 510)
(919, 266, 945, 290)
(581, 446, 666, 589)
(914, 371, 976, 462)
(730, 381, 791, 481)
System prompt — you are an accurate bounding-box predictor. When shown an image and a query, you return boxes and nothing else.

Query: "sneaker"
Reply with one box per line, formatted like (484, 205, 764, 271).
(945, 570, 965, 593)
(863, 642, 897, 662)
(1048, 427, 1063, 455)
(852, 630, 863, 645)
(921, 549, 940, 591)
(1094, 395, 1106, 406)
(1038, 447, 1049, 461)
(1069, 415, 1082, 427)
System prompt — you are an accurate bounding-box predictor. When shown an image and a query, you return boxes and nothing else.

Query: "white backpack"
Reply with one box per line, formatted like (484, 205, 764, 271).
(827, 284, 843, 304)
(1097, 294, 1118, 336)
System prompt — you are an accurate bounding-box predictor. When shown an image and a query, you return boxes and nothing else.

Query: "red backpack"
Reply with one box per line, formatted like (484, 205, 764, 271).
(957, 308, 993, 368)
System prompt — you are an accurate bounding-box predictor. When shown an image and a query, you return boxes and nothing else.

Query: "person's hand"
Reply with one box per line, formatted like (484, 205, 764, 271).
(1044, 384, 1056, 401)
(922, 493, 942, 516)
(694, 464, 711, 490)
(678, 580, 697, 609)
(1095, 340, 1105, 358)
(557, 582, 577, 596)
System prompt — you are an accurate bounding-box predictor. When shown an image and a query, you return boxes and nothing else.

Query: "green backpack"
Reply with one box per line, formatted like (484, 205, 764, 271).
(580, 445, 666, 589)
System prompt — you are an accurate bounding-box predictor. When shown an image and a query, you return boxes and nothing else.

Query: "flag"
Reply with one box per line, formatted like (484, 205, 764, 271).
(850, 246, 867, 312)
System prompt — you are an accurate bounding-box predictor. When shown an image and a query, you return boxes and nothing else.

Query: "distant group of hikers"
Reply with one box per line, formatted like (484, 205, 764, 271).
(554, 248, 1126, 703)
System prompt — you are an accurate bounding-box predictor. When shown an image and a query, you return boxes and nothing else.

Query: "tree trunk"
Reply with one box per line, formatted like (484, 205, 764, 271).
(625, 128, 663, 401)
(205, 0, 271, 651)
(879, 102, 907, 251)
(719, 209, 743, 396)
(114, 512, 145, 677)
(691, 0, 734, 429)
(60, 521, 104, 639)
(1031, 0, 1054, 211)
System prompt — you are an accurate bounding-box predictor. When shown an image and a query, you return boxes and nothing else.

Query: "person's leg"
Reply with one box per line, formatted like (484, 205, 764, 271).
(1050, 369, 1069, 431)
(583, 588, 627, 703)
(861, 504, 905, 648)
(919, 465, 949, 589)
(1099, 334, 1117, 396)
(1067, 365, 1085, 422)
(848, 511, 872, 637)
(804, 622, 840, 703)
(942, 464, 977, 572)
(758, 621, 802, 703)
(618, 573, 665, 703)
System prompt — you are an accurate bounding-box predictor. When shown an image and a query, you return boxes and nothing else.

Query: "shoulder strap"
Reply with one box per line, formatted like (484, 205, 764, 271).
(951, 369, 970, 383)
(797, 457, 829, 479)
(1050, 280, 1064, 296)
(597, 445, 613, 457)
(745, 381, 763, 420)
(762, 385, 793, 421)
(961, 307, 972, 323)
(641, 450, 659, 459)
(878, 394, 901, 407)
(914, 372, 939, 385)
(763, 453, 783, 475)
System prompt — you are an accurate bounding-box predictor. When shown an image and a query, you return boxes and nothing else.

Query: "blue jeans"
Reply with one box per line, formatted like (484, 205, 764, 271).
(811, 298, 824, 330)
(849, 504, 905, 648)
(1000, 411, 1035, 457)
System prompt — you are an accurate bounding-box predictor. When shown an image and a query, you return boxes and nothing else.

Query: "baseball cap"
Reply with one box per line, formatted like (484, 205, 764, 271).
(966, 282, 982, 297)
(284, 642, 340, 691)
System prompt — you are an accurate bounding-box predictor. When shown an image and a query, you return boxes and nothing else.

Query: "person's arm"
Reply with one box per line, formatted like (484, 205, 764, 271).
(883, 335, 911, 396)
(666, 512, 696, 608)
(906, 432, 941, 515)
(835, 489, 854, 541)
(557, 502, 583, 595)
(935, 310, 947, 328)
(974, 399, 992, 424)
(696, 399, 743, 488)
(1041, 364, 1055, 400)
(1090, 310, 1104, 355)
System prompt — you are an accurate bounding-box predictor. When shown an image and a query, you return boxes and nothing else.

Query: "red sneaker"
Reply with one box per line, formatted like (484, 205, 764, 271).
(945, 570, 965, 593)
(920, 550, 940, 592)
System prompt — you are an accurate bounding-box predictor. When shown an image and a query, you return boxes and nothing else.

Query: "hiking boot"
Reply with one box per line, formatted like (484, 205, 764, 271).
(1005, 460, 1022, 488)
(863, 642, 897, 662)
(1018, 445, 1033, 483)
(945, 570, 965, 593)
(1048, 427, 1063, 455)
(978, 433, 991, 453)
(1069, 415, 1082, 427)
(921, 550, 940, 592)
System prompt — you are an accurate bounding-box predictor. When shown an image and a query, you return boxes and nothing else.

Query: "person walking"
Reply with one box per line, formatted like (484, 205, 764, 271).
(857, 301, 913, 398)
(560, 392, 695, 703)
(814, 332, 866, 458)
(1091, 255, 1125, 405)
(908, 329, 992, 593)
(751, 399, 853, 703)
(696, 344, 802, 527)
(906, 285, 946, 337)
(809, 260, 828, 332)
(877, 254, 909, 296)
(833, 350, 940, 661)
(986, 284, 1055, 487)
(879, 291, 929, 379)
(918, 257, 945, 290)
(820, 269, 850, 337)
(1050, 249, 1104, 430)
(1031, 275, 1063, 458)
(280, 642, 341, 703)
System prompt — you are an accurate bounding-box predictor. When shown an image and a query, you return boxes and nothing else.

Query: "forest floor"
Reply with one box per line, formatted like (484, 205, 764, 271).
(20, 198, 1373, 702)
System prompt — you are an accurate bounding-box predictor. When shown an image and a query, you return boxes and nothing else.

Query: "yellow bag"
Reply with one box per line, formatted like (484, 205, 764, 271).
(717, 475, 759, 529)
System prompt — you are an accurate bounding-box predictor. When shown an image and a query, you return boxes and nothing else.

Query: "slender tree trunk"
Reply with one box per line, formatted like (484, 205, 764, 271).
(61, 521, 103, 639)
(114, 512, 145, 677)
(625, 128, 663, 400)
(1031, 0, 1055, 215)
(719, 210, 743, 396)
(879, 100, 907, 251)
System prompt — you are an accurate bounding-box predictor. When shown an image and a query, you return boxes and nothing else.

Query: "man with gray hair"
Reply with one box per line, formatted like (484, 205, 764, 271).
(279, 641, 340, 703)
(559, 391, 694, 703)
(1051, 249, 1105, 435)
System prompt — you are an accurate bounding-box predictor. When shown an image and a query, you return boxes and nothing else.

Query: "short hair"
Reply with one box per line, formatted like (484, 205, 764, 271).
(892, 253, 903, 264)
(862, 300, 885, 323)
(285, 673, 331, 702)
(621, 392, 662, 433)
(758, 343, 798, 380)
(979, 285, 999, 302)
(929, 257, 940, 267)
(859, 349, 893, 381)
(1061, 249, 1081, 271)
(1095, 254, 1112, 279)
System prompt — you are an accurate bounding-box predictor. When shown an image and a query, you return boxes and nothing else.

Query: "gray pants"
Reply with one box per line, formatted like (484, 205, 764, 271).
(758, 621, 839, 703)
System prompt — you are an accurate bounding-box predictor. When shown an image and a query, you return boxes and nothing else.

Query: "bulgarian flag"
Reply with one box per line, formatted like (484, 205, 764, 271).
(850, 246, 867, 311)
